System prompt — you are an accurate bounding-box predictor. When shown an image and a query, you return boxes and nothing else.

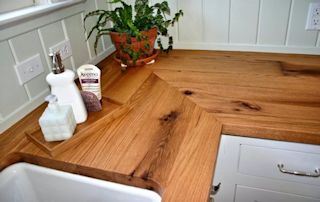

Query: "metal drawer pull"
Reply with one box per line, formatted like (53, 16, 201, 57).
(277, 164, 320, 177)
(209, 183, 221, 201)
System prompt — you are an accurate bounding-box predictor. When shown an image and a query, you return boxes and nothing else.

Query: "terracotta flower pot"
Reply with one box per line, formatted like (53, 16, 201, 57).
(109, 27, 158, 64)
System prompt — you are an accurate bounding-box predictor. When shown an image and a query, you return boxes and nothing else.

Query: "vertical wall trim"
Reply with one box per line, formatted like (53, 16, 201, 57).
(94, 0, 106, 51)
(315, 31, 320, 47)
(175, 0, 180, 42)
(81, 12, 93, 61)
(37, 29, 51, 72)
(8, 39, 32, 100)
(201, 0, 205, 41)
(285, 0, 293, 46)
(61, 19, 76, 71)
(228, 0, 232, 43)
(256, 0, 262, 44)
(177, 0, 181, 42)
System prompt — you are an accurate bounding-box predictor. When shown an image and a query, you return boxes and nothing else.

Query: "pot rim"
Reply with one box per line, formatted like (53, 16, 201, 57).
(109, 27, 158, 38)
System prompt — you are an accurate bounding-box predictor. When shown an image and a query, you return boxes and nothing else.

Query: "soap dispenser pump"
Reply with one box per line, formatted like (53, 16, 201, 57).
(46, 51, 87, 123)
(39, 94, 76, 142)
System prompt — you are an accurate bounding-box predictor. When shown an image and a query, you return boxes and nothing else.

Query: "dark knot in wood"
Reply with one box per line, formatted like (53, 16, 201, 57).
(159, 111, 179, 122)
(232, 101, 261, 111)
(280, 61, 320, 76)
(183, 90, 193, 96)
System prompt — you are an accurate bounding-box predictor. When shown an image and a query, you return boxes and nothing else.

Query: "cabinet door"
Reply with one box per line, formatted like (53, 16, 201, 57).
(212, 135, 320, 202)
(235, 185, 320, 202)
(212, 135, 239, 202)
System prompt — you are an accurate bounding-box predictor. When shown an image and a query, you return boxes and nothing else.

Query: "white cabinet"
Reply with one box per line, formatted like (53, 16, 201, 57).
(212, 135, 320, 202)
(235, 185, 320, 202)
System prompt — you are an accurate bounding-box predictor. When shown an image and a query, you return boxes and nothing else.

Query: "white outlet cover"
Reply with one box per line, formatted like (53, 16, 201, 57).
(49, 39, 72, 60)
(15, 54, 44, 85)
(306, 2, 320, 30)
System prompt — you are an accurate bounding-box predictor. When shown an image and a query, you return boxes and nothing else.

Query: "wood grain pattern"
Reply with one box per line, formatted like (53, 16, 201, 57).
(11, 73, 222, 202)
(151, 50, 320, 144)
(1, 50, 320, 202)
(25, 97, 123, 156)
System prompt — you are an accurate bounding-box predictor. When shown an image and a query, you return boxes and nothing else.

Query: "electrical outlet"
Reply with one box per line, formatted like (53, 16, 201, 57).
(15, 54, 44, 85)
(306, 2, 320, 30)
(49, 39, 72, 60)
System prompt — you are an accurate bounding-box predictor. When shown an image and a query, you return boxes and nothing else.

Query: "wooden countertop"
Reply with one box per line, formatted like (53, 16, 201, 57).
(1, 50, 320, 202)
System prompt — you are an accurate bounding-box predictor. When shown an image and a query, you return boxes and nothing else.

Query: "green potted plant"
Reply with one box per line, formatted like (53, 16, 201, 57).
(84, 0, 183, 68)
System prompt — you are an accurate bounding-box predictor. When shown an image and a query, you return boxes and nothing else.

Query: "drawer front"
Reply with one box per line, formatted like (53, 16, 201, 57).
(213, 135, 320, 202)
(235, 185, 320, 202)
(238, 144, 320, 186)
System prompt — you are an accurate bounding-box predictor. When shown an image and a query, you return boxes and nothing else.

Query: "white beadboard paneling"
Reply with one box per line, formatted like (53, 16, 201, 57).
(258, 0, 291, 45)
(178, 0, 203, 42)
(174, 42, 320, 55)
(287, 0, 319, 46)
(230, 0, 260, 44)
(64, 13, 90, 68)
(203, 0, 229, 43)
(10, 31, 49, 99)
(151, 0, 178, 48)
(167, 0, 179, 44)
(39, 21, 73, 70)
(0, 41, 29, 117)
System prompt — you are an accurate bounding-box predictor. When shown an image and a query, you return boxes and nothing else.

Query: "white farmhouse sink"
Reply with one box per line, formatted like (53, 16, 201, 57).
(0, 163, 161, 202)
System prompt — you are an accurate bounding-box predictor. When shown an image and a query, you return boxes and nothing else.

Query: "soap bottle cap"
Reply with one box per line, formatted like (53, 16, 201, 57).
(49, 50, 65, 74)
(45, 94, 59, 112)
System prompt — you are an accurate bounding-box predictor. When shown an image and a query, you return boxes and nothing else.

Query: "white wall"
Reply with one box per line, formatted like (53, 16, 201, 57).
(0, 0, 319, 133)
(0, 0, 114, 133)
(174, 0, 320, 54)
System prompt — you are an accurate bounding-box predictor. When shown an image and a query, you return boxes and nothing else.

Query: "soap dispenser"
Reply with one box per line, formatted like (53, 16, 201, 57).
(39, 94, 76, 142)
(47, 51, 87, 123)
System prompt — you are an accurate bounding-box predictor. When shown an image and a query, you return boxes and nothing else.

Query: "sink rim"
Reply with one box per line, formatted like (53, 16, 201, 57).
(0, 162, 162, 202)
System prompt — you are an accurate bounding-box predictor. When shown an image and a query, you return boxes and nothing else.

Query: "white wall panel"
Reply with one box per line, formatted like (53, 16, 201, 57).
(1, 0, 320, 133)
(175, 0, 319, 54)
(230, 0, 260, 44)
(96, 0, 112, 50)
(286, 0, 319, 46)
(151, 0, 178, 47)
(0, 41, 29, 117)
(64, 14, 90, 68)
(178, 0, 203, 42)
(0, 1, 114, 133)
(203, 0, 229, 43)
(84, 0, 103, 58)
(10, 30, 50, 98)
(258, 0, 291, 45)
(39, 21, 73, 70)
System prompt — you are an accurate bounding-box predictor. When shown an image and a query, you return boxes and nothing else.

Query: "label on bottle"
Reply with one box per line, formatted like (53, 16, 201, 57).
(77, 65, 101, 100)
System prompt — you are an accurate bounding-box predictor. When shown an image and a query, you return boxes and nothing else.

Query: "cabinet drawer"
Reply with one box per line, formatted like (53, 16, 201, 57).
(213, 135, 320, 202)
(235, 185, 320, 202)
(238, 144, 320, 186)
